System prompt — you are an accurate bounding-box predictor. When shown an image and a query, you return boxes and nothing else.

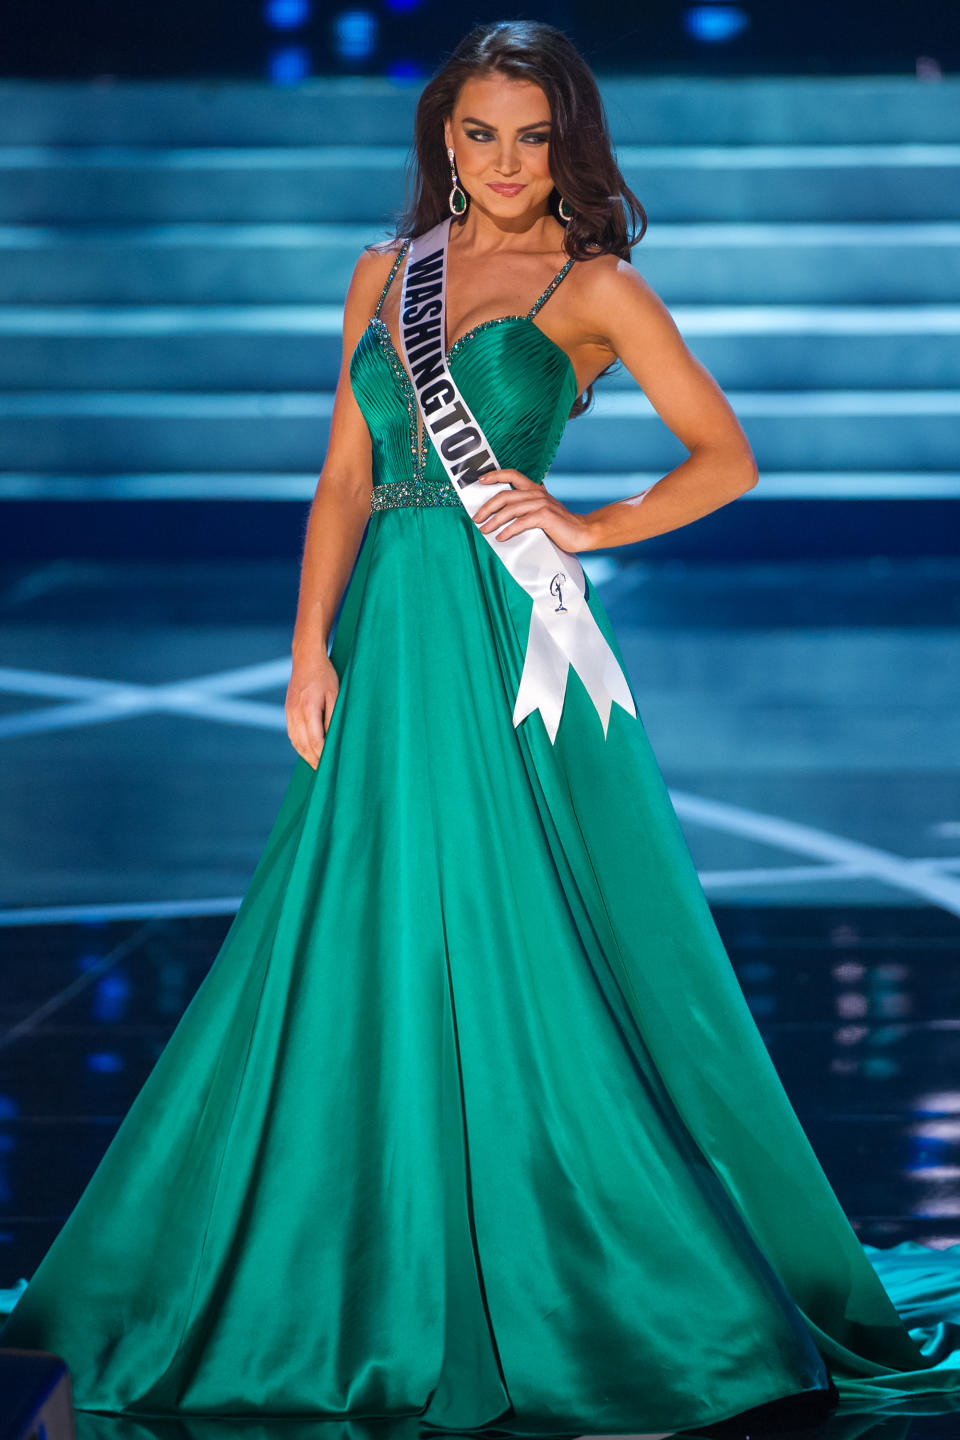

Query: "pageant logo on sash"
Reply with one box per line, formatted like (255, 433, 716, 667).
(398, 215, 637, 745)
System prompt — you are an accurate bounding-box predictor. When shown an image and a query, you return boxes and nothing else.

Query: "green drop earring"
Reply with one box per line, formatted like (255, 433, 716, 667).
(558, 193, 573, 224)
(447, 147, 468, 215)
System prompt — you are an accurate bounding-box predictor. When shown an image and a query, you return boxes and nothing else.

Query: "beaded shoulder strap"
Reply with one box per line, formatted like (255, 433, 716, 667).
(374, 239, 411, 319)
(528, 255, 576, 318)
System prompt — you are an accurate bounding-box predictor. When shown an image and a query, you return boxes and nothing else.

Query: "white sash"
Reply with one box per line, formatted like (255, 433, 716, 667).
(397, 215, 637, 745)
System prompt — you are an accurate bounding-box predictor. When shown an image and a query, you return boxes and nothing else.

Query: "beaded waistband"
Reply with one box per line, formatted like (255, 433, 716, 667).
(370, 477, 464, 512)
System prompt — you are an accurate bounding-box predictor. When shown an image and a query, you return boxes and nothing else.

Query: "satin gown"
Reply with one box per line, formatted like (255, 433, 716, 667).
(4, 232, 960, 1435)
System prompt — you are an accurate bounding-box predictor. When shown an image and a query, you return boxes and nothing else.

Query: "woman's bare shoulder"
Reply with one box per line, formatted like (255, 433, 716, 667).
(572, 247, 638, 293)
(558, 248, 637, 346)
(347, 237, 408, 312)
(569, 247, 667, 331)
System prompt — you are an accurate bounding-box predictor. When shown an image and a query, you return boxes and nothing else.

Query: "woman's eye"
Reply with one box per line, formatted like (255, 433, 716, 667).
(465, 130, 548, 144)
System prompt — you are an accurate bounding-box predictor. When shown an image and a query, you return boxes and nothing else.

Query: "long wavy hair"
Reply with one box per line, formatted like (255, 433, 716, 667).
(367, 19, 648, 418)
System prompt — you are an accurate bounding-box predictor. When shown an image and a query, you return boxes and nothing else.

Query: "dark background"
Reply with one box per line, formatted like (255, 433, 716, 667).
(1, 0, 956, 80)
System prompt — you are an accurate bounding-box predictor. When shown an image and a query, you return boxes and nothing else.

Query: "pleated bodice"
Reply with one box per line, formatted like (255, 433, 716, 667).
(349, 236, 580, 502)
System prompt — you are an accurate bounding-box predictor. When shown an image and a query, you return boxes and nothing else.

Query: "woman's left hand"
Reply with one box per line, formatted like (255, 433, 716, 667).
(472, 470, 595, 553)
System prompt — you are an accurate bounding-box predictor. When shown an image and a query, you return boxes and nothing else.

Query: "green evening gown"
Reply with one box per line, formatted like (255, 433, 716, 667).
(4, 236, 960, 1435)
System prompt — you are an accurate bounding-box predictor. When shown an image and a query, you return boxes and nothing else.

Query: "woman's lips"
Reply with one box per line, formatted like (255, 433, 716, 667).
(488, 183, 525, 194)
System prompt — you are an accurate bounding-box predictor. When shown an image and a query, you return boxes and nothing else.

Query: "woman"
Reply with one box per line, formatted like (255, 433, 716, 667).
(5, 17, 960, 1435)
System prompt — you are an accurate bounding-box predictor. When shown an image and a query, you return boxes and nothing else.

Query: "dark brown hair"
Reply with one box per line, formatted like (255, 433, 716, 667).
(368, 18, 648, 417)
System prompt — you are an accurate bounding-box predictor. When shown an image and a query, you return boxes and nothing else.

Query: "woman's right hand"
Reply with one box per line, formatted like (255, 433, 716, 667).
(285, 651, 340, 771)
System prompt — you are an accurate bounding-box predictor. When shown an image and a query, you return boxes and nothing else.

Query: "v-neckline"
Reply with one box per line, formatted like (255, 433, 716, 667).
(369, 310, 576, 389)
(358, 237, 578, 479)
(372, 233, 576, 379)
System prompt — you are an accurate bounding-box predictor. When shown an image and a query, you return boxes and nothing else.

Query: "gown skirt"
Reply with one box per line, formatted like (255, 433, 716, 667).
(5, 242, 960, 1435)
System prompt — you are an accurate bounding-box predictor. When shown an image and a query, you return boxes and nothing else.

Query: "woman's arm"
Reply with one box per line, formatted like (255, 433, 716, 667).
(577, 255, 758, 550)
(470, 252, 759, 555)
(285, 244, 394, 770)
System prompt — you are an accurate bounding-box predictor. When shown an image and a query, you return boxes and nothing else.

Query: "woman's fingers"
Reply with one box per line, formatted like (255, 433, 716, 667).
(290, 717, 320, 770)
(477, 494, 546, 529)
(296, 690, 332, 769)
(305, 701, 328, 761)
(286, 676, 339, 772)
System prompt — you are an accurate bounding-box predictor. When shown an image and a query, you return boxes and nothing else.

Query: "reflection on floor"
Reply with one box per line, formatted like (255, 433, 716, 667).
(1, 551, 960, 1440)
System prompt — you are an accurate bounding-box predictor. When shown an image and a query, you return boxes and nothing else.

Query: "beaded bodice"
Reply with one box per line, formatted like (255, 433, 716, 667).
(349, 235, 579, 509)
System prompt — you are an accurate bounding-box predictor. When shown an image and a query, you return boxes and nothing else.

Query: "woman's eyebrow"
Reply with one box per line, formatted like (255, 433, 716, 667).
(460, 116, 551, 131)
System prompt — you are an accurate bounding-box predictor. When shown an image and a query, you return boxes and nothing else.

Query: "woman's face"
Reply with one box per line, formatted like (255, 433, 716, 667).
(443, 72, 555, 221)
